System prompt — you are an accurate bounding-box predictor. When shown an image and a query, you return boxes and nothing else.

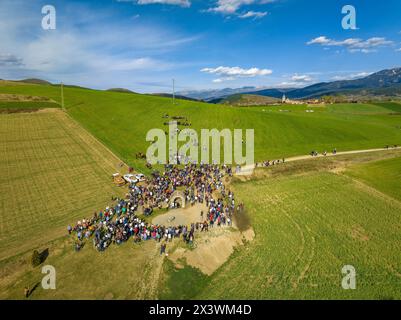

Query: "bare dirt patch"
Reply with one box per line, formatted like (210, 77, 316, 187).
(153, 202, 255, 276)
(168, 227, 255, 276)
(0, 93, 52, 102)
(152, 203, 207, 226)
(350, 225, 370, 242)
(0, 108, 41, 114)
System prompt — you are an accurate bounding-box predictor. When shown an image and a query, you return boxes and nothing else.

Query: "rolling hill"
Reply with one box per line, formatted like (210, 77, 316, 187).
(180, 67, 401, 102)
(106, 88, 137, 94)
(209, 93, 280, 105)
(245, 67, 401, 99)
(1, 81, 401, 174)
(150, 93, 201, 102)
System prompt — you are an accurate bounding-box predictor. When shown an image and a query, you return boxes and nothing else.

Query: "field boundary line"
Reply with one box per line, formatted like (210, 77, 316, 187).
(338, 172, 401, 210)
(61, 109, 130, 172)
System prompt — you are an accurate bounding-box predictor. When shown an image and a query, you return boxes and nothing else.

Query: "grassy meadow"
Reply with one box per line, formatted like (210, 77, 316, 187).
(161, 152, 401, 300)
(345, 155, 401, 202)
(0, 82, 400, 173)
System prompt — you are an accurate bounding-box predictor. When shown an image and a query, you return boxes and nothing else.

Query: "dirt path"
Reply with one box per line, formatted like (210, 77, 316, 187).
(236, 147, 401, 175)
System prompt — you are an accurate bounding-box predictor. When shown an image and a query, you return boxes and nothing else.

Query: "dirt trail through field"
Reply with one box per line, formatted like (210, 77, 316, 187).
(236, 147, 401, 175)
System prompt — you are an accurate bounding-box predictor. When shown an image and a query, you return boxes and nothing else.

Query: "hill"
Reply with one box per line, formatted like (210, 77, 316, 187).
(107, 88, 137, 94)
(150, 93, 200, 102)
(17, 78, 52, 85)
(209, 93, 280, 105)
(245, 67, 401, 99)
(177, 86, 258, 101)
(241, 88, 296, 99)
(1, 81, 401, 174)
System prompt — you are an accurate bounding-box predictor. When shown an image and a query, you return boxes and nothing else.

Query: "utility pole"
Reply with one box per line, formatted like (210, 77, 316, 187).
(172, 78, 175, 105)
(61, 82, 65, 111)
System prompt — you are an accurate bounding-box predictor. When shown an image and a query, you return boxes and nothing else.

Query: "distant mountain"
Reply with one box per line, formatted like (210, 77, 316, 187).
(177, 87, 258, 101)
(210, 94, 280, 105)
(246, 67, 401, 99)
(150, 93, 201, 102)
(243, 88, 297, 99)
(107, 88, 137, 94)
(183, 67, 401, 102)
(17, 78, 52, 85)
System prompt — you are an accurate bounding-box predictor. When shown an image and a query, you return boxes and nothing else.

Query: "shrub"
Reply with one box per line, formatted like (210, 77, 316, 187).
(31, 250, 42, 267)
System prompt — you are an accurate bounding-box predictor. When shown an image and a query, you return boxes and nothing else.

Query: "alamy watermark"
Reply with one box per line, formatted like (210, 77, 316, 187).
(42, 5, 56, 30)
(342, 5, 357, 30)
(41, 265, 56, 290)
(146, 122, 254, 173)
(341, 265, 356, 290)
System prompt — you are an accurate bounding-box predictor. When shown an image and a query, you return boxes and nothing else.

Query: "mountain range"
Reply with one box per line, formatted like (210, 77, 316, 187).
(6, 67, 401, 103)
(179, 67, 401, 102)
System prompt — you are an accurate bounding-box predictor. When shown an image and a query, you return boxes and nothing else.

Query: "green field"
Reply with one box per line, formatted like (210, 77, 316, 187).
(161, 153, 401, 300)
(0, 82, 400, 173)
(1, 81, 401, 300)
(345, 156, 401, 202)
(0, 110, 125, 261)
(0, 101, 60, 110)
(328, 102, 401, 114)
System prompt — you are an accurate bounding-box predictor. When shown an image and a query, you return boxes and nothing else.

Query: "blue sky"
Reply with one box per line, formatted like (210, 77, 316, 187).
(0, 0, 400, 93)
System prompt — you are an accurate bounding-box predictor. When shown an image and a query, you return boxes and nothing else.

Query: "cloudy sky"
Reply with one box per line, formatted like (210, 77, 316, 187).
(0, 0, 400, 92)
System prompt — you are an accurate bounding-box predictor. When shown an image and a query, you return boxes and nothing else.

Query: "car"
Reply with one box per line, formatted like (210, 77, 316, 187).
(123, 173, 146, 184)
(135, 174, 145, 182)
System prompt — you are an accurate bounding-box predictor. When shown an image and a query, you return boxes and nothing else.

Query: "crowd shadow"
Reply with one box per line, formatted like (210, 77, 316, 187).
(39, 248, 49, 264)
(25, 282, 40, 298)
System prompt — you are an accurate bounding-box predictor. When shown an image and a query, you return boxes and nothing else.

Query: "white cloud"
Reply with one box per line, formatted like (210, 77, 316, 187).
(290, 74, 313, 82)
(239, 11, 268, 19)
(102, 57, 171, 71)
(307, 35, 394, 53)
(202, 66, 272, 83)
(117, 0, 191, 7)
(277, 82, 299, 87)
(208, 0, 254, 14)
(396, 48, 401, 52)
(0, 0, 198, 91)
(207, 0, 274, 15)
(331, 72, 372, 81)
(213, 77, 236, 83)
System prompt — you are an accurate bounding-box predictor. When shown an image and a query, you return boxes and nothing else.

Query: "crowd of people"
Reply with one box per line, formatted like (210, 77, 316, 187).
(311, 148, 337, 157)
(255, 158, 286, 168)
(68, 164, 242, 253)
